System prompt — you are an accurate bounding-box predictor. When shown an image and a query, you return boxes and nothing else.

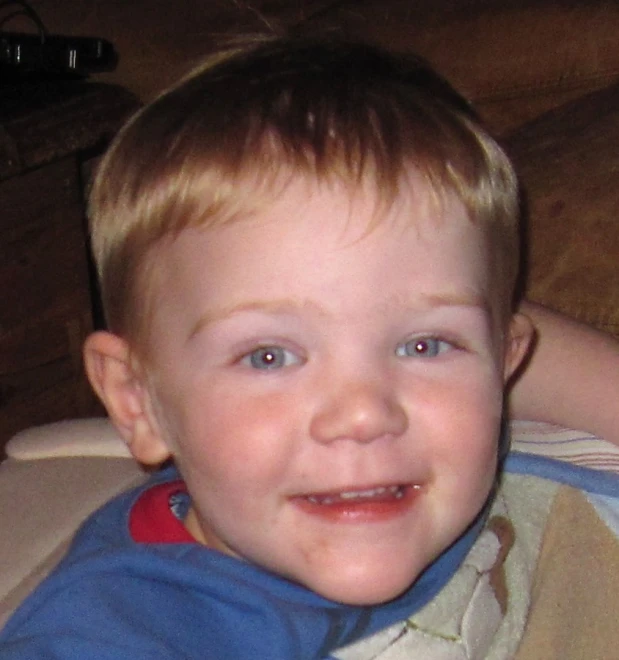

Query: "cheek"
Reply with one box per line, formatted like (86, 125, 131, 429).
(166, 383, 298, 484)
(418, 369, 503, 480)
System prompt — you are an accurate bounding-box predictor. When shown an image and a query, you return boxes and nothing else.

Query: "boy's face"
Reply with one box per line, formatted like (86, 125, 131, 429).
(133, 175, 527, 605)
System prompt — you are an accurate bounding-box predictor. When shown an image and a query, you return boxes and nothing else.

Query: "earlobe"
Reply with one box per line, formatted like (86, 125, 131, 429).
(503, 312, 535, 384)
(83, 331, 171, 465)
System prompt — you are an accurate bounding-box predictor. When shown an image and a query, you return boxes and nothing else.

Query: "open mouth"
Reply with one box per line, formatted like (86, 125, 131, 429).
(306, 484, 407, 505)
(293, 483, 421, 522)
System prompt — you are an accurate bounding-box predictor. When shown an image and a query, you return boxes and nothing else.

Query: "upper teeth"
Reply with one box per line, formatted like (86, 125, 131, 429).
(340, 486, 401, 499)
(307, 485, 403, 505)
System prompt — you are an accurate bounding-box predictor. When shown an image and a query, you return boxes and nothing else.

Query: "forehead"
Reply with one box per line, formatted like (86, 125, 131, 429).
(148, 175, 490, 315)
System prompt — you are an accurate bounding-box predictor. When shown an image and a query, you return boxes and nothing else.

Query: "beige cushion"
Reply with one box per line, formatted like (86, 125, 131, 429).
(0, 419, 147, 627)
(6, 418, 132, 460)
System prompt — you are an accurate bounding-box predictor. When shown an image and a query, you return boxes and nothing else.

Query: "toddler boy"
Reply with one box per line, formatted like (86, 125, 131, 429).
(1, 36, 618, 659)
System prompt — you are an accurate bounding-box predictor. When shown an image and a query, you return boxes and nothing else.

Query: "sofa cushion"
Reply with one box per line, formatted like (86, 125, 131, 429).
(504, 82, 619, 339)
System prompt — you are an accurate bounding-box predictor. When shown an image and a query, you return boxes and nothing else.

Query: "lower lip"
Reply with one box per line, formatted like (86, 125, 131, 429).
(292, 486, 421, 523)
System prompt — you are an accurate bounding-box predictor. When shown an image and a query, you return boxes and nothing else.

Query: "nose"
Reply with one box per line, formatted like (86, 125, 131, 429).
(309, 377, 408, 445)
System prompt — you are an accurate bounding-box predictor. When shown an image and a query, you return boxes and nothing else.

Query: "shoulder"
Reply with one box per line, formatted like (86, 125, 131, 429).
(514, 481, 619, 658)
(498, 460, 619, 659)
(0, 466, 201, 655)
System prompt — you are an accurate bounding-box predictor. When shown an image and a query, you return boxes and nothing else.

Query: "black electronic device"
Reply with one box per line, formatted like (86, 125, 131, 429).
(0, 31, 117, 78)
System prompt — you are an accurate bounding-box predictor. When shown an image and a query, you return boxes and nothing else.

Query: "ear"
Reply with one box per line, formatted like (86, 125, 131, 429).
(503, 312, 534, 384)
(83, 331, 172, 466)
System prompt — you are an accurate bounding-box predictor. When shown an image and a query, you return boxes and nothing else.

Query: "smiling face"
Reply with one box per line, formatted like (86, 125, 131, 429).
(127, 175, 527, 605)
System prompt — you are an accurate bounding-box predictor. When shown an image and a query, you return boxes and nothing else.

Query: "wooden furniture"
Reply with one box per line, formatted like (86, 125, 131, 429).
(0, 80, 138, 456)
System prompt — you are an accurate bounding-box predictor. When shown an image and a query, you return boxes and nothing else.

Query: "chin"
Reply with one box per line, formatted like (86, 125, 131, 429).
(303, 563, 422, 606)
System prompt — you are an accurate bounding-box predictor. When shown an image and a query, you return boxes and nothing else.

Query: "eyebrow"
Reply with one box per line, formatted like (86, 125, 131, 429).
(187, 299, 325, 340)
(187, 291, 489, 342)
(411, 291, 490, 312)
(364, 287, 490, 319)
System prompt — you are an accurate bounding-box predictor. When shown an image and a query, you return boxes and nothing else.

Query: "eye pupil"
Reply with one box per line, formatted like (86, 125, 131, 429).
(414, 340, 429, 354)
(261, 350, 277, 364)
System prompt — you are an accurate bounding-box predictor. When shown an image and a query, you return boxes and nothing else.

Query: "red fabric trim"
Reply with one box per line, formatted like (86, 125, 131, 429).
(129, 480, 195, 544)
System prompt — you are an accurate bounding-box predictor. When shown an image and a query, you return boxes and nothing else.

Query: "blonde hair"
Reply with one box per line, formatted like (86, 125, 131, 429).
(89, 36, 520, 351)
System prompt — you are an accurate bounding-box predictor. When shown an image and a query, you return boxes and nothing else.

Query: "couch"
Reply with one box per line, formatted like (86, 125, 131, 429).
(1, 0, 618, 627)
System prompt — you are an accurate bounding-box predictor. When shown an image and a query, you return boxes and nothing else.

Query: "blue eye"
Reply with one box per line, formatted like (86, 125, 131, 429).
(396, 337, 452, 358)
(241, 346, 300, 370)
